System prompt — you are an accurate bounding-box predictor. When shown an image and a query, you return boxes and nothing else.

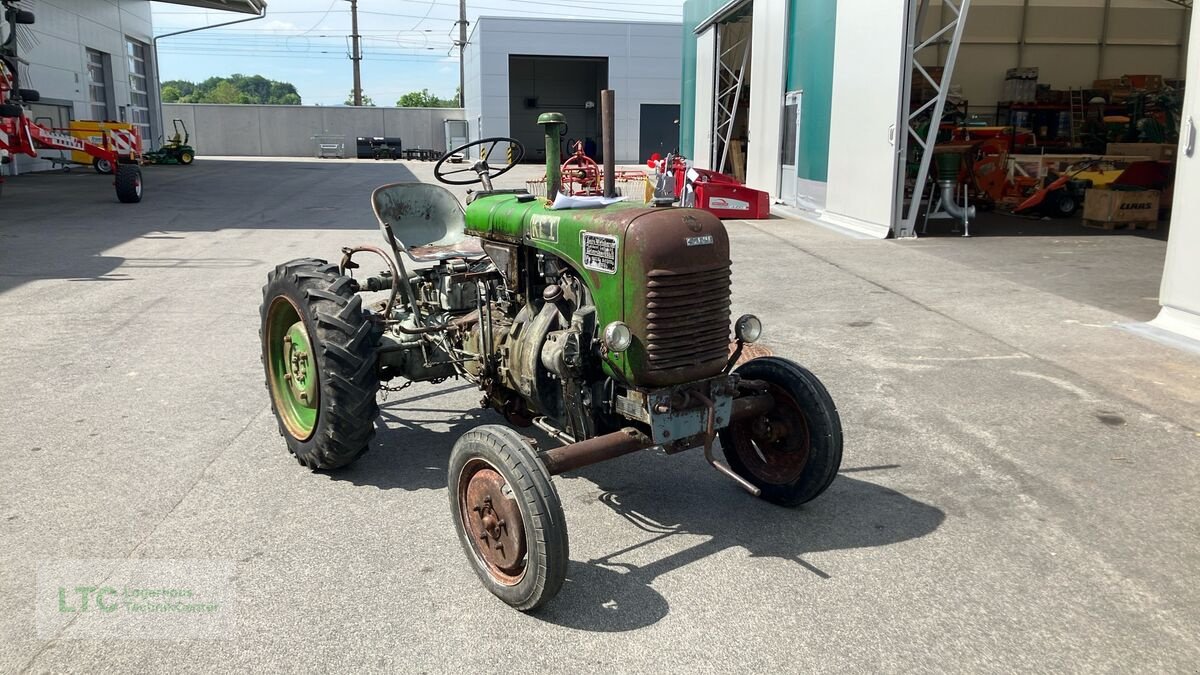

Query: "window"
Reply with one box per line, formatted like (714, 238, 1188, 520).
(86, 49, 110, 120)
(125, 38, 151, 141)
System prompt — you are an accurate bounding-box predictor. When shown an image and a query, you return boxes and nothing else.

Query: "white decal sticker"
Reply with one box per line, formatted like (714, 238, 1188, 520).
(709, 196, 750, 211)
(581, 232, 618, 274)
(686, 235, 714, 247)
(529, 214, 560, 242)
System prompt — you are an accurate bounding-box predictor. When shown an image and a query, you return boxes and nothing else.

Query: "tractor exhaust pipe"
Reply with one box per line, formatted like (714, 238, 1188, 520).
(537, 112, 566, 202)
(601, 89, 616, 198)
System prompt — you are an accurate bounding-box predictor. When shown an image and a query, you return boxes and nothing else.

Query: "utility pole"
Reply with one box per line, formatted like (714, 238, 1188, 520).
(456, 0, 467, 107)
(349, 0, 362, 106)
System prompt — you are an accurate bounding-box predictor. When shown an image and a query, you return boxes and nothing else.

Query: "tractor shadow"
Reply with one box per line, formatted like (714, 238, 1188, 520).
(533, 458, 945, 633)
(329, 383, 490, 491)
(331, 386, 945, 633)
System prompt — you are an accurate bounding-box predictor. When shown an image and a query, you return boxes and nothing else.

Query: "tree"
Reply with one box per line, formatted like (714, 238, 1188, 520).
(396, 88, 457, 108)
(344, 91, 375, 106)
(160, 75, 301, 104)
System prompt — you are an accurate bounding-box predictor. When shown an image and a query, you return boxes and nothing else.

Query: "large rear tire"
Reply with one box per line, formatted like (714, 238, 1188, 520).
(115, 165, 142, 203)
(179, 149, 195, 165)
(449, 425, 568, 611)
(718, 356, 842, 506)
(260, 259, 380, 470)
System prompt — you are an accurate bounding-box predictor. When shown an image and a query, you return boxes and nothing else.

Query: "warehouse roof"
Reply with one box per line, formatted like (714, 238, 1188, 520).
(154, 0, 266, 15)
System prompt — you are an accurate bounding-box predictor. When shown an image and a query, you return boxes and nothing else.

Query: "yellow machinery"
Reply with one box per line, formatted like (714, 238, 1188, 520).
(67, 120, 141, 173)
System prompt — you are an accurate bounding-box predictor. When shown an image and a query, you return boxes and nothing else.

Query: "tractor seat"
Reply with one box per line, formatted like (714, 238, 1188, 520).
(371, 182, 483, 263)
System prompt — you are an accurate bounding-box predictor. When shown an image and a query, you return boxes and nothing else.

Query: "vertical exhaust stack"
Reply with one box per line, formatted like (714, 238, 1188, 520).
(537, 112, 565, 202)
(601, 89, 616, 198)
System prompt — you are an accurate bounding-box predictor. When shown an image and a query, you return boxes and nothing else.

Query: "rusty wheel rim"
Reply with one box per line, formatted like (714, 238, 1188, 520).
(458, 459, 527, 586)
(729, 382, 811, 485)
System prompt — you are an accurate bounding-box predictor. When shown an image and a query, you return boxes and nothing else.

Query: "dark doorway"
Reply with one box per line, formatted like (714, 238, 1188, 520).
(508, 55, 608, 163)
(638, 104, 680, 161)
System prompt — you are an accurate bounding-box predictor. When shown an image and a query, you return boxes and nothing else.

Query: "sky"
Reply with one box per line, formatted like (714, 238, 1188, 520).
(152, 0, 686, 106)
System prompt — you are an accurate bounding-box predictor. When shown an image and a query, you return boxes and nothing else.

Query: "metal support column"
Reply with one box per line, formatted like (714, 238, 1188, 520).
(710, 23, 750, 175)
(896, 0, 972, 239)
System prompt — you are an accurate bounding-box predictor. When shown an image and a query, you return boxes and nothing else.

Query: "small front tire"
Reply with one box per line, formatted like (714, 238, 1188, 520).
(718, 356, 843, 506)
(449, 425, 568, 611)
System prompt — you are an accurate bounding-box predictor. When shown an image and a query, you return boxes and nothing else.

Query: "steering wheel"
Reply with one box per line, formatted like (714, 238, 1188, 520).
(435, 137, 525, 186)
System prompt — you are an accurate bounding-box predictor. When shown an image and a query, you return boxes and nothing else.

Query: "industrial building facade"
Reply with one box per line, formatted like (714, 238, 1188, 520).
(2, 0, 262, 174)
(680, 0, 1200, 343)
(463, 16, 683, 164)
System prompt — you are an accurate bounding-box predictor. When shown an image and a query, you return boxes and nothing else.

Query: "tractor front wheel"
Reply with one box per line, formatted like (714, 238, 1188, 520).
(260, 259, 380, 470)
(448, 425, 568, 611)
(718, 356, 843, 507)
(115, 165, 142, 203)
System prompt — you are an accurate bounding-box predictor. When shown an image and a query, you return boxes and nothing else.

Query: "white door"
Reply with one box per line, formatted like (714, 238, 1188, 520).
(1152, 10, 1200, 340)
(445, 119, 468, 153)
(778, 90, 801, 205)
(821, 2, 908, 238)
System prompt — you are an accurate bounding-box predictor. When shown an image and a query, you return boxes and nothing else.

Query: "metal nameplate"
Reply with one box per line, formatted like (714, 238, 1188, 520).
(581, 232, 618, 274)
(615, 394, 650, 423)
(686, 235, 714, 247)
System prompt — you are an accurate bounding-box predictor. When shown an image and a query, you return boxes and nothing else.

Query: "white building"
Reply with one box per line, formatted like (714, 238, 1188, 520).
(463, 16, 683, 164)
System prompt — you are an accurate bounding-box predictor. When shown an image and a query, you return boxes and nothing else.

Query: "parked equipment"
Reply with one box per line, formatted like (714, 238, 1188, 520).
(259, 108, 843, 611)
(144, 119, 195, 166)
(0, 2, 142, 202)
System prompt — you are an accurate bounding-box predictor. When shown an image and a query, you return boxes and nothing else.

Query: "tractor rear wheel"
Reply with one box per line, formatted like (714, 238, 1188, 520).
(114, 165, 142, 203)
(718, 356, 842, 507)
(448, 425, 568, 611)
(260, 259, 379, 470)
(179, 149, 195, 165)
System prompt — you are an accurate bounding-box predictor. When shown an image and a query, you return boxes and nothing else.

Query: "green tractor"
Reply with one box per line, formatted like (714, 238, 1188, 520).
(144, 119, 195, 166)
(260, 112, 843, 610)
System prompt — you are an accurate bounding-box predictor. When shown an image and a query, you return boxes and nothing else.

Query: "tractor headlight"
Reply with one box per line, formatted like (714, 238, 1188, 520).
(735, 314, 762, 343)
(603, 321, 632, 352)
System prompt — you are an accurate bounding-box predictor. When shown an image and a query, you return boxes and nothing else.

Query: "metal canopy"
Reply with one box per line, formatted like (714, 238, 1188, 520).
(153, 0, 267, 15)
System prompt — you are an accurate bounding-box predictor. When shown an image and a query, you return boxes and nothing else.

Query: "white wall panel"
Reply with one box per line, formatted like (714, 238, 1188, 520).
(693, 26, 716, 169)
(823, 0, 907, 238)
(1153, 10, 1200, 340)
(744, 0, 788, 196)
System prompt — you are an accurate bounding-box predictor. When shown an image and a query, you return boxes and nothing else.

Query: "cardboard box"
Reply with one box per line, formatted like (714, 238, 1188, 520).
(1083, 189, 1160, 223)
(1106, 142, 1177, 162)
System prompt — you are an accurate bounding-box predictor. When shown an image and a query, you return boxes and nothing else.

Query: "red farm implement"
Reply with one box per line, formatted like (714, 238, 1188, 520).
(1, 1, 142, 202)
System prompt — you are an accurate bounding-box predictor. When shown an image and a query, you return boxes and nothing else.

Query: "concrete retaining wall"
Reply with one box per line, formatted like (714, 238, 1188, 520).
(162, 104, 466, 157)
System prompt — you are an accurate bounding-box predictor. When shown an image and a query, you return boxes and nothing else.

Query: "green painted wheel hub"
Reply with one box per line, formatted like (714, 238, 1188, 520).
(266, 297, 318, 440)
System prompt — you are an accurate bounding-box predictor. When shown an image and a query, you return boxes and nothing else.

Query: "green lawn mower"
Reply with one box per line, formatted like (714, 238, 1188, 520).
(145, 119, 195, 166)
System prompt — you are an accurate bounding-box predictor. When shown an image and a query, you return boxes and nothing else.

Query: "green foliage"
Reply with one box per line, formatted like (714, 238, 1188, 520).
(161, 75, 301, 105)
(396, 88, 458, 108)
(344, 91, 375, 106)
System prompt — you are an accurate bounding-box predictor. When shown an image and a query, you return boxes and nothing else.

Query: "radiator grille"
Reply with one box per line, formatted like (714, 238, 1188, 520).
(642, 265, 732, 373)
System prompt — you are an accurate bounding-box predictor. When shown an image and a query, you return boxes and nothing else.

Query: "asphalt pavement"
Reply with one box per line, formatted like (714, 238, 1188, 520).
(1, 158, 1198, 672)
